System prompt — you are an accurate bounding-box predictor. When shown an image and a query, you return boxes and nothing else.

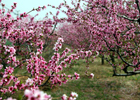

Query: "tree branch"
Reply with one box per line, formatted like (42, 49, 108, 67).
(103, 38, 115, 51)
(117, 14, 137, 21)
(135, 0, 140, 14)
(50, 22, 57, 36)
(116, 46, 134, 67)
(113, 71, 140, 76)
(39, 72, 54, 87)
(134, 31, 140, 34)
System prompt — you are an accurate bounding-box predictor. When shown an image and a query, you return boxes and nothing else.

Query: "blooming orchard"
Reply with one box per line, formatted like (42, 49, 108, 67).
(1, 0, 140, 99)
(56, 0, 140, 76)
(0, 0, 95, 99)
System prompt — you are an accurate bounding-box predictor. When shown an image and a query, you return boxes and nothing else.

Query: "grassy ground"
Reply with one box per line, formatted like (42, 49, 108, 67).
(45, 58, 140, 100)
(1, 57, 140, 100)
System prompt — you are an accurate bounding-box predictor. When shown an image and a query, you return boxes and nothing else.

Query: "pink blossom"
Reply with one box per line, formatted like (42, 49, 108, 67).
(57, 37, 64, 43)
(25, 78, 33, 86)
(61, 94, 67, 100)
(5, 67, 14, 74)
(68, 75, 71, 78)
(70, 92, 78, 98)
(0, 88, 7, 93)
(8, 47, 16, 55)
(8, 86, 14, 92)
(11, 56, 16, 62)
(74, 72, 80, 80)
(13, 2, 17, 6)
(90, 73, 94, 79)
(7, 13, 11, 18)
(56, 11, 60, 16)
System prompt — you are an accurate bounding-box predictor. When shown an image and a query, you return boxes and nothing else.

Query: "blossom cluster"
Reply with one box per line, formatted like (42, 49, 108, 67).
(3, 89, 78, 100)
(24, 89, 52, 100)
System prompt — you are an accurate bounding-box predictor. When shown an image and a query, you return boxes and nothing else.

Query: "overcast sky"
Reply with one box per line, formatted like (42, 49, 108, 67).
(1, 0, 74, 19)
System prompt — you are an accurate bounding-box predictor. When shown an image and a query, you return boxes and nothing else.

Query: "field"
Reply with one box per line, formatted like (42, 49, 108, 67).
(1, 57, 140, 100)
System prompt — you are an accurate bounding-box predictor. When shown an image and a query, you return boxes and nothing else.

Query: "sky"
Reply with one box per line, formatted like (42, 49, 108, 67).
(1, 0, 75, 19)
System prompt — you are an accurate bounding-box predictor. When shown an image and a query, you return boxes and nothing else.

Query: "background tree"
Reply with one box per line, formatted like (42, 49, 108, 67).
(56, 0, 140, 76)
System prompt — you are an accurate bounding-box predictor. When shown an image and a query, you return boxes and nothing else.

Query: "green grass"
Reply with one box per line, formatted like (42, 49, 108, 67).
(1, 58, 140, 100)
(45, 58, 140, 100)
